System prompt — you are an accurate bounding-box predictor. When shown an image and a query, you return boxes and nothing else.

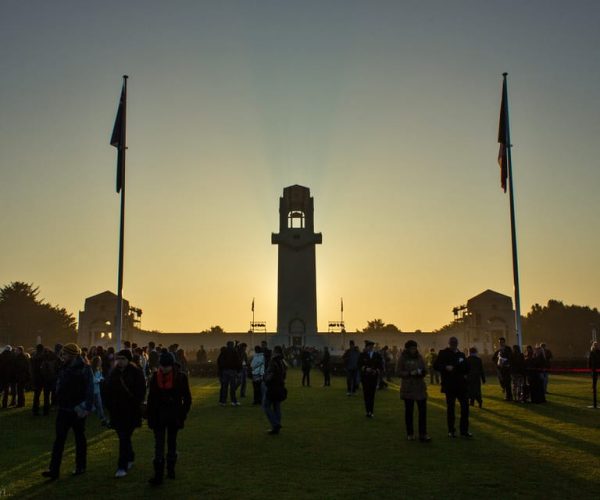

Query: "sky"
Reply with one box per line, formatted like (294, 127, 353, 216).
(1, 0, 600, 334)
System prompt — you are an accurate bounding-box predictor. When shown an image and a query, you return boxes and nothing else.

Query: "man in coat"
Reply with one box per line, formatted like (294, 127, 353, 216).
(104, 349, 146, 478)
(42, 343, 94, 480)
(434, 337, 471, 438)
(358, 340, 383, 418)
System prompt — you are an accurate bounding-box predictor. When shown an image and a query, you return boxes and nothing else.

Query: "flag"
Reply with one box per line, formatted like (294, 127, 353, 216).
(251, 298, 254, 312)
(341, 297, 343, 313)
(111, 79, 127, 193)
(497, 76, 509, 193)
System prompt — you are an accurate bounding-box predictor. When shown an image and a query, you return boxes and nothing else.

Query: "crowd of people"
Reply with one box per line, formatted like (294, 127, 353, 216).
(0, 336, 598, 483)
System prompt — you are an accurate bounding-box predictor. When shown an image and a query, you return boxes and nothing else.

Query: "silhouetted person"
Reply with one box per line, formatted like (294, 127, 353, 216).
(589, 341, 600, 408)
(466, 347, 485, 408)
(540, 342, 553, 394)
(0, 346, 16, 408)
(217, 341, 242, 406)
(11, 346, 29, 408)
(42, 344, 94, 480)
(511, 345, 526, 402)
(147, 352, 192, 486)
(32, 344, 52, 416)
(425, 347, 440, 385)
(251, 346, 265, 405)
(358, 340, 383, 418)
(196, 345, 207, 364)
(343, 340, 360, 396)
(261, 341, 272, 371)
(104, 349, 146, 478)
(524, 345, 545, 403)
(262, 345, 287, 434)
(434, 337, 471, 438)
(301, 347, 313, 387)
(492, 337, 513, 401)
(398, 340, 430, 442)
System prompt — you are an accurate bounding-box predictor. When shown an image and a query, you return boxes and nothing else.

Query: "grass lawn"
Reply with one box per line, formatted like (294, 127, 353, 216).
(0, 371, 599, 499)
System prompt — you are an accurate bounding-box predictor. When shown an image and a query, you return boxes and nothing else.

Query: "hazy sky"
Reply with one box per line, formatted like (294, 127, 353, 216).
(2, 0, 600, 333)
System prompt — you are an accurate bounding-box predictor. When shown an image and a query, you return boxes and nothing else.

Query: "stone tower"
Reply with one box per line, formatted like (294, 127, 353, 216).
(272, 185, 322, 345)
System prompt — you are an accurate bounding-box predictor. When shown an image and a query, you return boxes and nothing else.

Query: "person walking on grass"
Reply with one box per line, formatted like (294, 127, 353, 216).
(104, 349, 146, 478)
(398, 340, 430, 442)
(466, 347, 485, 408)
(358, 340, 383, 418)
(42, 343, 94, 480)
(263, 345, 287, 435)
(147, 351, 192, 486)
(434, 337, 471, 438)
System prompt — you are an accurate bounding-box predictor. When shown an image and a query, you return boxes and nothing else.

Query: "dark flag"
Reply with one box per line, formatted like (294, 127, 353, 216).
(111, 79, 127, 193)
(341, 297, 343, 313)
(497, 77, 509, 192)
(251, 298, 255, 312)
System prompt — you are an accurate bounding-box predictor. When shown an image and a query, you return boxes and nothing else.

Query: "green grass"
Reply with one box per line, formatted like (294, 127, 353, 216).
(1, 372, 599, 499)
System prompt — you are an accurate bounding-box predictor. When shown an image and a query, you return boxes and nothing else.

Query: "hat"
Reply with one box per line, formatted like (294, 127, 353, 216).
(159, 351, 175, 367)
(62, 343, 81, 356)
(117, 349, 132, 361)
(364, 340, 375, 347)
(3, 345, 12, 352)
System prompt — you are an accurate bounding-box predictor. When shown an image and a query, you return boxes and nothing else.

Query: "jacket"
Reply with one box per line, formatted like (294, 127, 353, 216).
(251, 352, 265, 379)
(398, 352, 427, 400)
(434, 348, 469, 395)
(147, 368, 192, 430)
(105, 363, 146, 429)
(217, 347, 242, 371)
(55, 356, 94, 413)
(358, 350, 383, 379)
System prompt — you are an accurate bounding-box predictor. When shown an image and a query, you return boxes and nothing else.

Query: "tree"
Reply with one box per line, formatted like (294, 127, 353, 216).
(0, 282, 77, 348)
(361, 319, 401, 333)
(200, 325, 225, 335)
(522, 300, 599, 358)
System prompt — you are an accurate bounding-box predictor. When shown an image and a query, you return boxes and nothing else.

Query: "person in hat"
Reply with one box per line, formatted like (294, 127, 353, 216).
(42, 343, 94, 480)
(104, 349, 146, 478)
(146, 351, 192, 486)
(398, 340, 430, 442)
(358, 340, 383, 418)
(147, 352, 192, 486)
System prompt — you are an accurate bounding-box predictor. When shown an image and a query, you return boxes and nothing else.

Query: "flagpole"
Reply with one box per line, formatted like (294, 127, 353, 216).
(341, 297, 344, 350)
(503, 73, 523, 348)
(115, 75, 128, 352)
